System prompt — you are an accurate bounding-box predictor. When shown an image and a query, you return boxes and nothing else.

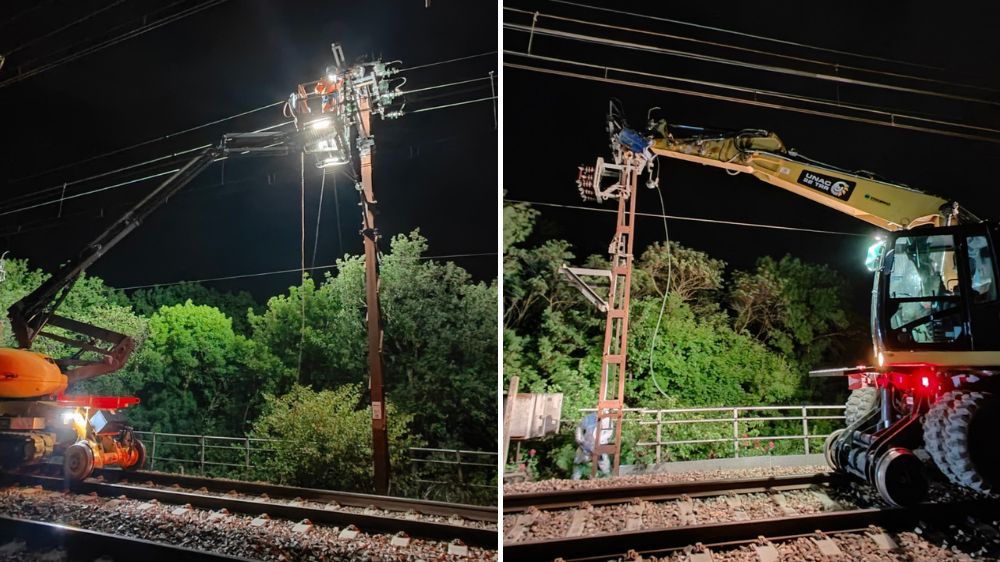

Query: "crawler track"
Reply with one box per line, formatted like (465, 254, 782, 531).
(7, 471, 496, 549)
(0, 515, 251, 561)
(503, 498, 1000, 561)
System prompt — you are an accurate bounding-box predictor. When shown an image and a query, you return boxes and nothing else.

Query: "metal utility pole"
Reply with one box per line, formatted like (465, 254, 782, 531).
(291, 43, 401, 495)
(356, 96, 390, 495)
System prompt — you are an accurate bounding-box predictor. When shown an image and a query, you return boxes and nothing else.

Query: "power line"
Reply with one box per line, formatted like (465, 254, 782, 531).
(116, 252, 498, 290)
(0, 0, 229, 89)
(401, 76, 491, 95)
(398, 50, 497, 72)
(11, 100, 285, 184)
(505, 19, 1000, 108)
(507, 6, 999, 95)
(506, 51, 1000, 138)
(409, 96, 498, 114)
(3, 0, 126, 56)
(504, 199, 870, 237)
(548, 0, 967, 78)
(504, 59, 1000, 145)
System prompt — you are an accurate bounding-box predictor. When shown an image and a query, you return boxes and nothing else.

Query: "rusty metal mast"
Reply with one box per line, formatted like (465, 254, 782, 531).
(573, 121, 651, 475)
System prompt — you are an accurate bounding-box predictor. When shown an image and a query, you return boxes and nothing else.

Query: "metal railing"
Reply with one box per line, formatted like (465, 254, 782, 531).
(578, 405, 847, 464)
(131, 431, 495, 496)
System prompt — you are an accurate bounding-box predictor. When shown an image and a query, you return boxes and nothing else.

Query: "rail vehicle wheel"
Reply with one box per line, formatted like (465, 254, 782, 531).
(938, 391, 998, 493)
(123, 439, 146, 471)
(64, 442, 95, 482)
(823, 428, 846, 472)
(923, 391, 962, 482)
(845, 387, 878, 426)
(874, 447, 927, 507)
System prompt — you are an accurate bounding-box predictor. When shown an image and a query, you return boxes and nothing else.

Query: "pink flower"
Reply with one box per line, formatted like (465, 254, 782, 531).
(768, 441, 776, 450)
(529, 449, 537, 457)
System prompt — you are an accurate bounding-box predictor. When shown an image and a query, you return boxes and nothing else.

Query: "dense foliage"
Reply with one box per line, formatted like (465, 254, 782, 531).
(0, 229, 496, 494)
(503, 202, 858, 475)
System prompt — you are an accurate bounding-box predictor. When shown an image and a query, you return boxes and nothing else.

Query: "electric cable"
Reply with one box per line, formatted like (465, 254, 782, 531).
(311, 168, 326, 268)
(506, 51, 1000, 137)
(11, 100, 286, 184)
(297, 151, 306, 383)
(400, 76, 491, 95)
(397, 50, 496, 72)
(332, 173, 344, 258)
(507, 6, 999, 95)
(504, 60, 1000, 145)
(646, 160, 671, 398)
(503, 199, 870, 236)
(547, 0, 971, 78)
(3, 0, 126, 56)
(408, 96, 498, 114)
(505, 19, 1000, 108)
(0, 0, 230, 89)
(114, 253, 498, 290)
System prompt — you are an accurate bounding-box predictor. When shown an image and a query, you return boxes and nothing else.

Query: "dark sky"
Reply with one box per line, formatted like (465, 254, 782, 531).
(504, 0, 1000, 360)
(0, 0, 497, 300)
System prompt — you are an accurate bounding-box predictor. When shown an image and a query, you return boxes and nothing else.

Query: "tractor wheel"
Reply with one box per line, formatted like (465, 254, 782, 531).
(923, 390, 962, 481)
(845, 387, 878, 426)
(123, 439, 146, 472)
(939, 391, 998, 493)
(64, 442, 95, 482)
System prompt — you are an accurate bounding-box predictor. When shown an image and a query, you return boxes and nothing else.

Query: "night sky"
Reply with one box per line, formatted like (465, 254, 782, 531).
(504, 1, 1000, 361)
(0, 0, 497, 300)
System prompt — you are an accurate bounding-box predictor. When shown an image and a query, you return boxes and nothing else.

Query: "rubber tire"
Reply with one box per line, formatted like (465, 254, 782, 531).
(64, 442, 95, 482)
(923, 390, 962, 482)
(123, 439, 146, 472)
(938, 391, 997, 493)
(845, 387, 878, 426)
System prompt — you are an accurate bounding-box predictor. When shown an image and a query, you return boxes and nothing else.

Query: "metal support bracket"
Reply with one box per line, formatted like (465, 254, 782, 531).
(559, 266, 611, 312)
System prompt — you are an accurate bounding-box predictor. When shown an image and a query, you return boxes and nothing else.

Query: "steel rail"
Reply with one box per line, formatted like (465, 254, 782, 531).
(0, 514, 253, 561)
(504, 498, 1000, 561)
(9, 473, 497, 549)
(95, 468, 496, 522)
(504, 472, 842, 512)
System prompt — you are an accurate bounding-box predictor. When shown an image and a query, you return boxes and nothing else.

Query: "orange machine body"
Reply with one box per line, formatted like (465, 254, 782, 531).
(0, 347, 67, 399)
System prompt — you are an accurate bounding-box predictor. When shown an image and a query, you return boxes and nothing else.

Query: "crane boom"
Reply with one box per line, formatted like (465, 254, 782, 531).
(621, 121, 976, 231)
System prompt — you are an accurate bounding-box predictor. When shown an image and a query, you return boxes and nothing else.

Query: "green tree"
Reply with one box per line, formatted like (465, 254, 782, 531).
(110, 302, 275, 435)
(249, 231, 497, 449)
(251, 384, 423, 494)
(130, 282, 259, 334)
(633, 241, 725, 313)
(729, 255, 852, 370)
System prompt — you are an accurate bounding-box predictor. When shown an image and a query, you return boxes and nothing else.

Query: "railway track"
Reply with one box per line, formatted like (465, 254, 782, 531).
(504, 472, 843, 512)
(5, 469, 497, 550)
(505, 498, 1000, 561)
(503, 473, 1000, 561)
(0, 515, 251, 561)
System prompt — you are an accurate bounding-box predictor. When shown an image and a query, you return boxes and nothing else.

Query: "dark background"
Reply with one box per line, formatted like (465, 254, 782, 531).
(0, 0, 498, 299)
(503, 1, 1000, 363)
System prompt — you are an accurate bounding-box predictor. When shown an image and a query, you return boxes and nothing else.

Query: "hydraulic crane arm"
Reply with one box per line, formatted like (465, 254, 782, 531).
(619, 120, 977, 232)
(6, 131, 296, 384)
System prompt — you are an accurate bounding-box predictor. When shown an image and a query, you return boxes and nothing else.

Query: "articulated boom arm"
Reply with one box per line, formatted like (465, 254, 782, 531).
(5, 131, 299, 384)
(629, 121, 973, 232)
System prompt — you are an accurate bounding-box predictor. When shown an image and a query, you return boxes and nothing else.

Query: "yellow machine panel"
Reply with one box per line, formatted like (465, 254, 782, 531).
(0, 348, 67, 398)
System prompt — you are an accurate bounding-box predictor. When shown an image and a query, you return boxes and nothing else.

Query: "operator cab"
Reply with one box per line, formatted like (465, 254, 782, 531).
(874, 222, 1000, 356)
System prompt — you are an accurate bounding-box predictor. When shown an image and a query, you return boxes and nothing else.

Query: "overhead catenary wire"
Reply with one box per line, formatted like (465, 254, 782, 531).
(408, 96, 498, 114)
(547, 0, 972, 78)
(505, 51, 1000, 138)
(505, 18, 1000, 108)
(503, 199, 870, 237)
(3, 0, 126, 56)
(0, 0, 230, 89)
(11, 100, 286, 184)
(508, 6, 1000, 95)
(396, 50, 497, 72)
(504, 60, 1000, 145)
(115, 253, 498, 290)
